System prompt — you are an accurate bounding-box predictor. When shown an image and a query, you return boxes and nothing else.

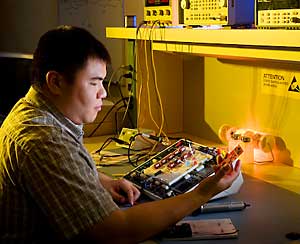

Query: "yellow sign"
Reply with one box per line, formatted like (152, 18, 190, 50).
(261, 69, 300, 99)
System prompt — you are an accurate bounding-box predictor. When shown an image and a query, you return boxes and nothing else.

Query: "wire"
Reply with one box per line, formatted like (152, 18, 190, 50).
(144, 21, 170, 153)
(141, 24, 161, 132)
(137, 26, 149, 127)
(93, 135, 154, 168)
(107, 65, 134, 99)
(116, 75, 134, 128)
(134, 22, 170, 147)
(134, 23, 171, 152)
(94, 136, 130, 154)
(87, 97, 129, 137)
(127, 133, 142, 167)
(115, 105, 126, 135)
(94, 137, 114, 154)
(149, 21, 168, 139)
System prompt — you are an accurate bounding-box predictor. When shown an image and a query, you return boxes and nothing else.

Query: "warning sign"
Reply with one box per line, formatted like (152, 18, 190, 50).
(261, 69, 300, 99)
(288, 76, 300, 92)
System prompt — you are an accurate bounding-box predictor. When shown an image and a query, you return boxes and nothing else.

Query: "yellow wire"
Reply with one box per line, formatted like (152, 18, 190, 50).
(144, 23, 165, 135)
(137, 27, 147, 127)
(121, 92, 131, 123)
(150, 23, 169, 140)
(136, 24, 169, 148)
(107, 67, 120, 100)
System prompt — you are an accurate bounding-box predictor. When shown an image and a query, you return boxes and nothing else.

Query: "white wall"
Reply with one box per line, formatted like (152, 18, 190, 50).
(58, 0, 125, 71)
(0, 0, 125, 71)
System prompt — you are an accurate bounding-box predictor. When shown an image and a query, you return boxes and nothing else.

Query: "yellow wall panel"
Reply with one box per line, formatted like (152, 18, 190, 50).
(205, 57, 300, 168)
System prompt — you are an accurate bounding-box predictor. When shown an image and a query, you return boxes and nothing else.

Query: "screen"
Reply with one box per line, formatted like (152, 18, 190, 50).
(0, 52, 33, 124)
(145, 0, 170, 7)
(257, 0, 300, 10)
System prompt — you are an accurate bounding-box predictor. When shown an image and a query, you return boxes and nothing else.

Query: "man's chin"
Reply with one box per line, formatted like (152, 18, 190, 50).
(89, 114, 98, 123)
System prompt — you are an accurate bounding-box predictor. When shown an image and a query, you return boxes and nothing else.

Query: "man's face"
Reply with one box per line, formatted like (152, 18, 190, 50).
(59, 57, 107, 124)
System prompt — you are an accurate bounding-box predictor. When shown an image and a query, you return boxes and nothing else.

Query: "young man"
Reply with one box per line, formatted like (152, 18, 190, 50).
(0, 26, 241, 243)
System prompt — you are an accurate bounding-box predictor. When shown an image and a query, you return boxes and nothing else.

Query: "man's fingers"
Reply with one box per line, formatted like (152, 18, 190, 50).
(126, 189, 134, 205)
(110, 191, 126, 203)
(118, 179, 141, 205)
(233, 159, 241, 172)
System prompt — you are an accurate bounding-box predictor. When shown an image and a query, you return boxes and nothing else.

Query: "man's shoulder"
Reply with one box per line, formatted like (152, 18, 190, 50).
(1, 105, 64, 152)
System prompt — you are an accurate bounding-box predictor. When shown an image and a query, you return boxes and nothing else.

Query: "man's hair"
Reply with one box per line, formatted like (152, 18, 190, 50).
(32, 25, 111, 85)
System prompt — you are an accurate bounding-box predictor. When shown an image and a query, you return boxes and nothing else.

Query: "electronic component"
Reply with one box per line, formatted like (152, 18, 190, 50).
(117, 127, 157, 150)
(124, 139, 243, 200)
(144, 0, 183, 25)
(256, 0, 300, 29)
(181, 0, 254, 27)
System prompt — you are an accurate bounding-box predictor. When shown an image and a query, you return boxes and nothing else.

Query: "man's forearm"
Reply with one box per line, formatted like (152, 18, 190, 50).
(80, 189, 212, 244)
(98, 171, 113, 186)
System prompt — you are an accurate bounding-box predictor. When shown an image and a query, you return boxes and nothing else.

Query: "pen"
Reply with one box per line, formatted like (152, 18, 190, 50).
(200, 200, 250, 213)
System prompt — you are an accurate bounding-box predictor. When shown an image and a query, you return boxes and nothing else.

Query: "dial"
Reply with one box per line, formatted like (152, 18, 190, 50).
(180, 0, 190, 9)
(219, 0, 227, 7)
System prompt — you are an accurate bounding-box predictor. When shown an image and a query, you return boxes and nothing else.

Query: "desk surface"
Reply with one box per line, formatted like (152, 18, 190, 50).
(84, 136, 300, 244)
(159, 174, 300, 244)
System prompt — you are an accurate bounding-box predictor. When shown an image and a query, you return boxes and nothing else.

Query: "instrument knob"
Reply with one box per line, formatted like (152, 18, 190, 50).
(219, 0, 227, 7)
(181, 0, 190, 9)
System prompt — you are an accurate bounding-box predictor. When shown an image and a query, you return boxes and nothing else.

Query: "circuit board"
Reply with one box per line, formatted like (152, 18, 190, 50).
(124, 139, 243, 200)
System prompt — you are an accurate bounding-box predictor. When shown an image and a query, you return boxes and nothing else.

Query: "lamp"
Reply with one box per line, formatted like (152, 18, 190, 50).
(218, 125, 278, 164)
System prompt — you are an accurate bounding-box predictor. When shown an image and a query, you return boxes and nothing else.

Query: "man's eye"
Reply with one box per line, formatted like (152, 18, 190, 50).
(90, 82, 97, 86)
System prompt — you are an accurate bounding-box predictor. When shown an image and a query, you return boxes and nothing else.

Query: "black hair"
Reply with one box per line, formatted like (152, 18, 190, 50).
(32, 25, 111, 85)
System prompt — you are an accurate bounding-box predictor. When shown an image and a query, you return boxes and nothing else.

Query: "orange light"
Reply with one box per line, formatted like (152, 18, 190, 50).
(218, 124, 291, 164)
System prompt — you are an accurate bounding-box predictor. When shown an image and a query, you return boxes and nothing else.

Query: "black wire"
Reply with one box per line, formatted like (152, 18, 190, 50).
(94, 137, 114, 154)
(94, 136, 131, 154)
(116, 79, 134, 128)
(134, 152, 146, 165)
(134, 152, 157, 166)
(94, 133, 154, 167)
(114, 105, 126, 135)
(102, 154, 131, 158)
(127, 133, 143, 167)
(88, 97, 129, 137)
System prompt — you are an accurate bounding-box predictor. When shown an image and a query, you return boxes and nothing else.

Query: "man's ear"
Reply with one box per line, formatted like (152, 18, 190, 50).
(45, 71, 64, 95)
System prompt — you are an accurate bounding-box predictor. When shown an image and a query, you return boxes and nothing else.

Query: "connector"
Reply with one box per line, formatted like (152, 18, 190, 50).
(123, 73, 133, 79)
(120, 64, 134, 72)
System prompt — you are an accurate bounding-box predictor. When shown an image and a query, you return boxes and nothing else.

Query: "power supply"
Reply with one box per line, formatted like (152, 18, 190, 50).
(144, 0, 183, 25)
(180, 0, 254, 27)
(256, 0, 300, 29)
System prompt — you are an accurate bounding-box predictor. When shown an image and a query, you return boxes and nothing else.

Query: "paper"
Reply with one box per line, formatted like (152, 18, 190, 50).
(163, 218, 238, 240)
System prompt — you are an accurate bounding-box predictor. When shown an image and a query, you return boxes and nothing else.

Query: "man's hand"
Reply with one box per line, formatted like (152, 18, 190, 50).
(195, 159, 241, 198)
(99, 173, 140, 205)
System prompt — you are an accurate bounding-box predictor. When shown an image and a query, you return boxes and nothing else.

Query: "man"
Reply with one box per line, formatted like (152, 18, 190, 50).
(0, 26, 241, 243)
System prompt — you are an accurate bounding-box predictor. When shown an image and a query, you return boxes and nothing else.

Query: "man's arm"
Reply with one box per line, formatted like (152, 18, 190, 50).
(77, 161, 241, 243)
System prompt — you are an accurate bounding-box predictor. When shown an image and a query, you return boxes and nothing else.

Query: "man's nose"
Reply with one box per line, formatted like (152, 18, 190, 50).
(98, 85, 107, 99)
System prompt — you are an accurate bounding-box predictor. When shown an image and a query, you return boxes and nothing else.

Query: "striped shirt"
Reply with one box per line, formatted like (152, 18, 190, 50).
(0, 86, 118, 243)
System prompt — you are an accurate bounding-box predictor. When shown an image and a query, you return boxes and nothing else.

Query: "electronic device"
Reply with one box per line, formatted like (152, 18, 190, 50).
(117, 127, 158, 150)
(124, 139, 243, 200)
(256, 0, 300, 29)
(181, 0, 254, 27)
(144, 0, 183, 25)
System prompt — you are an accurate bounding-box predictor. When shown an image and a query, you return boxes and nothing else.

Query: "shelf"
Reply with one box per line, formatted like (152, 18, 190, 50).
(106, 27, 300, 62)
